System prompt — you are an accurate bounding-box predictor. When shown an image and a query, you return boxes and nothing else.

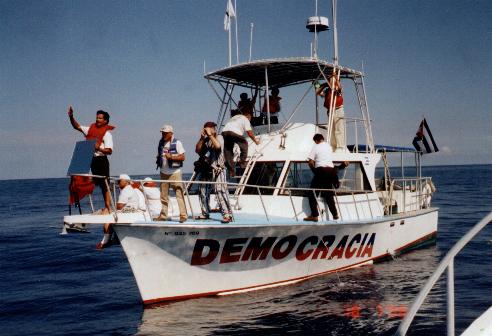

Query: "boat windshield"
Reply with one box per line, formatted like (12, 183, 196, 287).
(243, 162, 284, 195)
(280, 161, 372, 196)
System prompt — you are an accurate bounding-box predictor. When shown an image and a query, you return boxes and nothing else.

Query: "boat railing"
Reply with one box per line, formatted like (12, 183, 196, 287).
(140, 178, 382, 223)
(344, 116, 370, 153)
(70, 174, 434, 223)
(394, 211, 492, 336)
(386, 176, 434, 214)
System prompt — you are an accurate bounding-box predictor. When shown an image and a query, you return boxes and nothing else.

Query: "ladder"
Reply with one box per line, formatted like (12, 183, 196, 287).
(353, 75, 374, 152)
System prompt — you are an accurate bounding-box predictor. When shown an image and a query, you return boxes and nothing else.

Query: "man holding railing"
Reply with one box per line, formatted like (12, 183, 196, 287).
(304, 133, 339, 222)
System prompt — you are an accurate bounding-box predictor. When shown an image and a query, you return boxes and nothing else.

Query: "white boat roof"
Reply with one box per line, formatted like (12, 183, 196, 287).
(204, 57, 363, 89)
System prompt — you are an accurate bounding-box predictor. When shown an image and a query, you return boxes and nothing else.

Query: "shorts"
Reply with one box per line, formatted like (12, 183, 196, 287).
(91, 156, 110, 192)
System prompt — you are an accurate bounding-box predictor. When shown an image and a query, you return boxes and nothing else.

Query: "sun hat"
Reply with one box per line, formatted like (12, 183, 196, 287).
(160, 124, 174, 133)
(118, 174, 131, 181)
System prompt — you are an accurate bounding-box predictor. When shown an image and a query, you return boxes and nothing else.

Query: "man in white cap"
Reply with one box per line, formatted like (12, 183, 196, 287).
(142, 177, 161, 217)
(155, 124, 187, 222)
(97, 173, 143, 249)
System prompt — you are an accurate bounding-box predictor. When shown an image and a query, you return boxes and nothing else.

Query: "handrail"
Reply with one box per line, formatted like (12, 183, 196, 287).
(70, 174, 433, 223)
(395, 211, 492, 336)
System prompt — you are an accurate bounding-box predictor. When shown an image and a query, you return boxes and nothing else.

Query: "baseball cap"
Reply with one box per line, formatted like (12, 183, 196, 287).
(118, 174, 131, 181)
(203, 121, 217, 128)
(160, 124, 173, 133)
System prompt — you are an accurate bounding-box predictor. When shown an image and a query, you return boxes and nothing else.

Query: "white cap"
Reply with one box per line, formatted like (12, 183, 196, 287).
(160, 124, 173, 133)
(118, 174, 131, 181)
(143, 177, 153, 182)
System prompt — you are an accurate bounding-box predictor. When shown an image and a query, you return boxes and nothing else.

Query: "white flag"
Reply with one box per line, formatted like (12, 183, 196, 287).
(224, 0, 236, 31)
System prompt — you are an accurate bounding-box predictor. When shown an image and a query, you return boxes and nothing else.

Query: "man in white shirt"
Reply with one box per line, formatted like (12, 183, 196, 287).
(142, 177, 162, 217)
(222, 111, 260, 177)
(304, 134, 339, 221)
(97, 174, 140, 249)
(155, 124, 187, 222)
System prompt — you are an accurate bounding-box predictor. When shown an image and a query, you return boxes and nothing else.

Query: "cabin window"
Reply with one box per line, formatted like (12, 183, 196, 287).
(242, 161, 284, 195)
(280, 161, 371, 195)
(338, 162, 372, 192)
(281, 162, 312, 196)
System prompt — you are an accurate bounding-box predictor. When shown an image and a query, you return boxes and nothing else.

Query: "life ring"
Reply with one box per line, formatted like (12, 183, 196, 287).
(421, 181, 435, 208)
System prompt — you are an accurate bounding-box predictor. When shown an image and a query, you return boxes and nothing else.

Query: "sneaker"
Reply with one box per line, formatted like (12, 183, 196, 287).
(221, 215, 233, 223)
(303, 216, 319, 222)
(179, 216, 187, 223)
(194, 214, 210, 220)
(154, 215, 169, 221)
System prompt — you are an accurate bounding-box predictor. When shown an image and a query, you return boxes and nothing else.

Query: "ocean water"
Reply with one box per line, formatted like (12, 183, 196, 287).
(0, 165, 491, 336)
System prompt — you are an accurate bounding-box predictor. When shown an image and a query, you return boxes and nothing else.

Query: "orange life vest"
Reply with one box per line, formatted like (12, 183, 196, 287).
(86, 123, 115, 147)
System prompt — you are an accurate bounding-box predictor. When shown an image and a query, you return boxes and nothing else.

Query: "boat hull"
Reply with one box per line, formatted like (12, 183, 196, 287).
(114, 208, 438, 305)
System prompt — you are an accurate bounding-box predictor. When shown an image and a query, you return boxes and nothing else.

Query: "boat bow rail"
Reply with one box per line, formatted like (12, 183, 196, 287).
(395, 211, 492, 336)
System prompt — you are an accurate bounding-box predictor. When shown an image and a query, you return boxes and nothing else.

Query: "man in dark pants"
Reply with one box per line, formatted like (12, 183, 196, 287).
(304, 133, 339, 221)
(68, 106, 114, 214)
(221, 111, 260, 177)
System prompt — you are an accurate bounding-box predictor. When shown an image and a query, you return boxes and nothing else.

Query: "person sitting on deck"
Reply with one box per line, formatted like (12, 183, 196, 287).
(141, 177, 161, 217)
(194, 121, 233, 223)
(96, 174, 144, 249)
(304, 134, 340, 222)
(315, 75, 346, 152)
(222, 111, 260, 178)
(261, 88, 281, 125)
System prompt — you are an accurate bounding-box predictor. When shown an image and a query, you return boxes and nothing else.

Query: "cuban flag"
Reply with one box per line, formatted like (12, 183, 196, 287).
(224, 0, 236, 31)
(412, 118, 439, 154)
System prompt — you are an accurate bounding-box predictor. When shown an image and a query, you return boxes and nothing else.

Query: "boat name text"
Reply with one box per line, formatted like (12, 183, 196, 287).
(190, 233, 376, 266)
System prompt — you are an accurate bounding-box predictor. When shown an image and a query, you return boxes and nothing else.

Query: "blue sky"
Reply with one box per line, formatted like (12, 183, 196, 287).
(1, 0, 491, 180)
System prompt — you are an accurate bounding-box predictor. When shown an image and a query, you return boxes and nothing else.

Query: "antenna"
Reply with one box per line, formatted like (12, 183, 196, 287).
(306, 0, 329, 59)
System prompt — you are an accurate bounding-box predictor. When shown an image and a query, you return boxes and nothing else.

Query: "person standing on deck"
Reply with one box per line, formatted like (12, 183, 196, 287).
(304, 133, 339, 222)
(237, 90, 258, 116)
(155, 124, 187, 223)
(194, 121, 233, 223)
(222, 111, 260, 177)
(68, 106, 114, 214)
(315, 75, 346, 152)
(261, 88, 281, 125)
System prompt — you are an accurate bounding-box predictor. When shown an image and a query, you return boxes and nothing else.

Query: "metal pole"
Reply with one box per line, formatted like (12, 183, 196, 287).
(264, 66, 271, 132)
(234, 0, 239, 64)
(447, 260, 455, 336)
(257, 187, 270, 223)
(249, 23, 254, 62)
(288, 191, 299, 221)
(332, 0, 339, 65)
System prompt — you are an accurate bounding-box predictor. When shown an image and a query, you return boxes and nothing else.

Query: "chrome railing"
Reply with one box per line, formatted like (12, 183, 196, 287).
(70, 175, 433, 224)
(395, 211, 492, 336)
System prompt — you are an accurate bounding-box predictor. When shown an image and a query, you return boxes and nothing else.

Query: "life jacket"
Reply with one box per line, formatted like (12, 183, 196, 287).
(157, 138, 183, 168)
(262, 96, 281, 114)
(86, 123, 115, 147)
(323, 88, 344, 110)
(69, 175, 95, 205)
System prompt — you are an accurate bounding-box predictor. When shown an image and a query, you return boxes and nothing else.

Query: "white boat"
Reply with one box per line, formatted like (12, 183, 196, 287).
(63, 2, 438, 305)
